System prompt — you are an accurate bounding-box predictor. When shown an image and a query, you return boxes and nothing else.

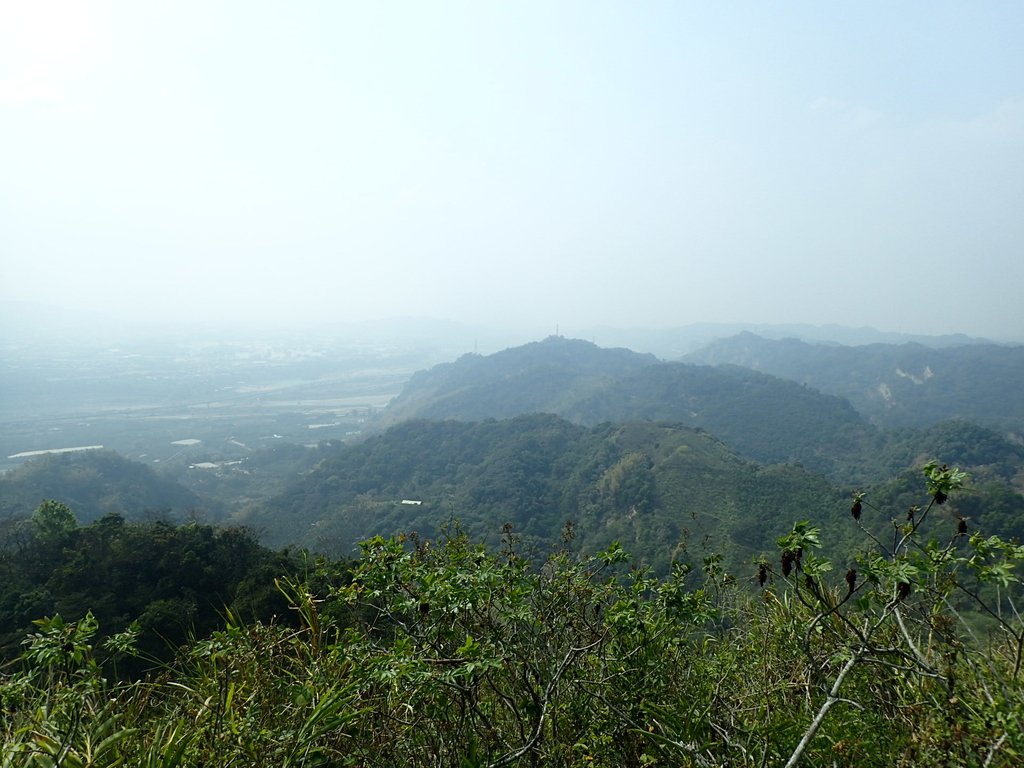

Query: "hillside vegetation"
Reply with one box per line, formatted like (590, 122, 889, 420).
(0, 449, 204, 522)
(252, 415, 848, 574)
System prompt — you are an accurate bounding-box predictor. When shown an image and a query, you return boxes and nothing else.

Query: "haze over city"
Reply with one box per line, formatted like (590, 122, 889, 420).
(2, 1, 1022, 343)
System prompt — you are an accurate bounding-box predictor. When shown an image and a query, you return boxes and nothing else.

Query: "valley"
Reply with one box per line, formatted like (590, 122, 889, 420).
(0, 338, 438, 474)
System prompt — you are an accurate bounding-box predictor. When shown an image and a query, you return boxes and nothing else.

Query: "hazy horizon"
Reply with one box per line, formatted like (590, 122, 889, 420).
(3, 2, 1022, 342)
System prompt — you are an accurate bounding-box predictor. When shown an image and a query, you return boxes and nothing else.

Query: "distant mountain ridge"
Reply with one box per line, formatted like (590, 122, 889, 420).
(375, 336, 878, 479)
(577, 322, 997, 359)
(683, 333, 1024, 433)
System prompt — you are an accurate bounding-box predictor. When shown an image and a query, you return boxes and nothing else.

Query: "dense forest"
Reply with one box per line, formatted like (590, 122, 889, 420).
(2, 335, 1024, 764)
(0, 501, 297, 670)
(249, 415, 852, 573)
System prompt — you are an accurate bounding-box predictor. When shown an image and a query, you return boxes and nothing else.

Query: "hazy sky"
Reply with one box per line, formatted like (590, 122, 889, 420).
(2, 1, 1022, 341)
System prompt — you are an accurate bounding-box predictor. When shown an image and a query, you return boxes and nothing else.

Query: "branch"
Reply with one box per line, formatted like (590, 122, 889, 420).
(783, 652, 859, 768)
(983, 731, 1009, 768)
(893, 607, 941, 677)
(486, 639, 600, 768)
(594, 692, 715, 768)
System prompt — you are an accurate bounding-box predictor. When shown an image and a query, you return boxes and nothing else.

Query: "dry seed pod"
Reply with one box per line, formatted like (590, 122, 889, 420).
(781, 550, 795, 577)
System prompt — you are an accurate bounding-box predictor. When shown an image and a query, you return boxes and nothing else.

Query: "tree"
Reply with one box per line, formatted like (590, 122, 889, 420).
(30, 499, 77, 542)
(762, 461, 1024, 766)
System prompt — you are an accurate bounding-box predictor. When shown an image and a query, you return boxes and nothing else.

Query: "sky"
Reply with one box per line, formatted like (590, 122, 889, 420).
(1, 1, 1023, 342)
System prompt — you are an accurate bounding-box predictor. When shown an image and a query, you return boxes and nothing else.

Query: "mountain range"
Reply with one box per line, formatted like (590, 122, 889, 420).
(682, 332, 1024, 433)
(4, 332, 1022, 575)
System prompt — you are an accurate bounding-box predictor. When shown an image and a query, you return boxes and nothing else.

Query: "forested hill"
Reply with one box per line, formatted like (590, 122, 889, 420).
(373, 336, 879, 480)
(255, 413, 848, 572)
(684, 332, 1024, 432)
(562, 362, 876, 477)
(379, 336, 659, 426)
(0, 449, 204, 522)
(253, 411, 1024, 572)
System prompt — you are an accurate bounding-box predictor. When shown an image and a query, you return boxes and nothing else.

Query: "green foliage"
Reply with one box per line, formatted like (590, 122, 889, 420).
(3, 460, 1023, 765)
(0, 509, 300, 674)
(758, 462, 1024, 766)
(30, 500, 78, 541)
